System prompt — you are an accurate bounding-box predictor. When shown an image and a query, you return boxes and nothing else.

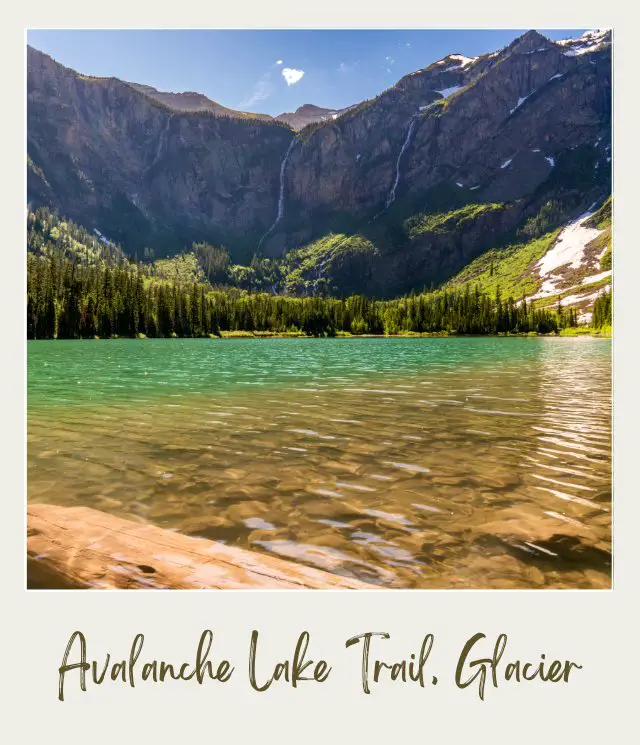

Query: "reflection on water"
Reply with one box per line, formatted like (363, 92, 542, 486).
(27, 337, 612, 589)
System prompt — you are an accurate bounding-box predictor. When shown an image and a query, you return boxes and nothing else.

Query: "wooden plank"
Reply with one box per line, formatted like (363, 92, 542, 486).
(27, 503, 375, 590)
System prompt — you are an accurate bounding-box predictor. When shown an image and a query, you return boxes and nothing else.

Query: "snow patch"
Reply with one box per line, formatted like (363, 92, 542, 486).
(510, 95, 530, 114)
(500, 158, 513, 169)
(545, 156, 555, 167)
(448, 54, 477, 68)
(532, 148, 541, 153)
(549, 73, 564, 81)
(559, 286, 610, 307)
(356, 153, 361, 162)
(93, 229, 115, 247)
(557, 29, 609, 51)
(561, 30, 610, 58)
(470, 185, 480, 190)
(456, 182, 464, 188)
(582, 270, 612, 285)
(435, 85, 463, 99)
(536, 211, 602, 278)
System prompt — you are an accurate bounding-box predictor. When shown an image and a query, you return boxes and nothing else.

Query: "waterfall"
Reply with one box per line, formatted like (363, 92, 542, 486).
(149, 115, 174, 171)
(386, 118, 416, 208)
(258, 138, 296, 251)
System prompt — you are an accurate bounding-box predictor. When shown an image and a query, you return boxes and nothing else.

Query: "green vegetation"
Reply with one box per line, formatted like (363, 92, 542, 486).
(405, 203, 505, 238)
(592, 290, 612, 330)
(27, 205, 611, 340)
(151, 253, 207, 285)
(518, 199, 573, 240)
(28, 251, 575, 340)
(533, 274, 612, 310)
(27, 207, 129, 266)
(585, 196, 612, 271)
(283, 233, 378, 295)
(584, 196, 612, 230)
(446, 231, 559, 299)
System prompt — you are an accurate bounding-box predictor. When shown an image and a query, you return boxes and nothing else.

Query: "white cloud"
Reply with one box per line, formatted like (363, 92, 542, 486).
(276, 60, 283, 65)
(238, 73, 275, 108)
(338, 61, 358, 73)
(385, 56, 395, 64)
(282, 67, 305, 86)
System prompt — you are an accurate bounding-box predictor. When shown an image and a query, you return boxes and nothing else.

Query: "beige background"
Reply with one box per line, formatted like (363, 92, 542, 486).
(2, 2, 637, 742)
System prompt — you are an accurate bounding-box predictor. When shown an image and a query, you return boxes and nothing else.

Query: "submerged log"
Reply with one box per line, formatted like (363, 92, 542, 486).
(27, 504, 374, 590)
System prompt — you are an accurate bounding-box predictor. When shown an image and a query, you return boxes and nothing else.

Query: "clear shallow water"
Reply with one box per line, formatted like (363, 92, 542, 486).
(28, 337, 612, 589)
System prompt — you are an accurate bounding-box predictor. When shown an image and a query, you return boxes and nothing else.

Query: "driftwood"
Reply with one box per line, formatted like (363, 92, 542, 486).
(27, 503, 374, 590)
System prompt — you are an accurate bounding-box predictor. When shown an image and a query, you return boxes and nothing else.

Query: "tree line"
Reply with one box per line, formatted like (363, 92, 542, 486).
(27, 253, 581, 340)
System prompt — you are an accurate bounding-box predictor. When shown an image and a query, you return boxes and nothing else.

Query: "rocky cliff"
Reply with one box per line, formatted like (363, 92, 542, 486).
(27, 30, 612, 294)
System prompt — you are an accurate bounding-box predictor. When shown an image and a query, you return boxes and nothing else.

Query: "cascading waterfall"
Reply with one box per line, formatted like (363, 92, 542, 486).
(258, 138, 296, 250)
(386, 117, 417, 208)
(149, 114, 174, 171)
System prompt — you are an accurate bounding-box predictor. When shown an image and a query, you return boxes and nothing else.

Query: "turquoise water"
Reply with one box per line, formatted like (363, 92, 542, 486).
(28, 337, 612, 588)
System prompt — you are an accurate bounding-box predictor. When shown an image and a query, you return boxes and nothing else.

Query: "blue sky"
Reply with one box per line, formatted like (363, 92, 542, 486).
(27, 29, 587, 116)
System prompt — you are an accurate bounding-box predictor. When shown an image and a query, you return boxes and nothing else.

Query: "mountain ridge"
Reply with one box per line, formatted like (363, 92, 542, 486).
(27, 30, 612, 297)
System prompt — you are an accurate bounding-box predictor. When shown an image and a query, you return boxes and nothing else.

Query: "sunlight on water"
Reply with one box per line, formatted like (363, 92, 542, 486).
(27, 337, 612, 588)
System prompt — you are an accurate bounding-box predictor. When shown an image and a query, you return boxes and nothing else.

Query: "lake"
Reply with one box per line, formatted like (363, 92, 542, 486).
(27, 336, 612, 589)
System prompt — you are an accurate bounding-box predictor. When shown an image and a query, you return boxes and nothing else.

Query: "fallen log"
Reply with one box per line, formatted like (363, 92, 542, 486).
(27, 503, 375, 590)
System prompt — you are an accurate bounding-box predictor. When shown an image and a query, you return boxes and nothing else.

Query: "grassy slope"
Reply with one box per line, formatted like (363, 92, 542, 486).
(445, 196, 613, 305)
(283, 233, 378, 294)
(444, 231, 560, 299)
(404, 202, 505, 238)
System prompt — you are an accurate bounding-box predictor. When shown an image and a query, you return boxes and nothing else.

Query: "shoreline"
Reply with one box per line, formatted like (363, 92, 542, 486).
(27, 329, 612, 341)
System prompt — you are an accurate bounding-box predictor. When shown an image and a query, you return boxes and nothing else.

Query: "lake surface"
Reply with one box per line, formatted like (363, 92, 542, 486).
(27, 337, 612, 589)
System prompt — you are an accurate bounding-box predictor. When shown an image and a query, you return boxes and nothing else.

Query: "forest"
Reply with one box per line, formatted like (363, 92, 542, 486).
(28, 252, 596, 339)
(26, 206, 611, 339)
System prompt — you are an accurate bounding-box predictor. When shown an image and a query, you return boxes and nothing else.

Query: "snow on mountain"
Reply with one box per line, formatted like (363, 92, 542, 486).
(528, 211, 609, 304)
(537, 211, 601, 275)
(557, 29, 611, 57)
(448, 54, 478, 68)
(435, 85, 463, 99)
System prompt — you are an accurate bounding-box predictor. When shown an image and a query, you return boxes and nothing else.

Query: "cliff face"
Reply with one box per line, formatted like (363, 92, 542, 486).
(27, 30, 612, 291)
(281, 31, 610, 236)
(27, 46, 294, 260)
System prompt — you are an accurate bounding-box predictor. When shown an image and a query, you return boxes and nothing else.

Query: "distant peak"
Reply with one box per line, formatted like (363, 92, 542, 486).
(508, 29, 553, 54)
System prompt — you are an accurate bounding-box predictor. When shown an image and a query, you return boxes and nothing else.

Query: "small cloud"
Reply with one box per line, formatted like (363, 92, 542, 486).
(276, 60, 283, 65)
(405, 42, 411, 48)
(386, 68, 392, 73)
(338, 61, 358, 73)
(239, 72, 275, 108)
(282, 67, 305, 86)
(385, 56, 395, 64)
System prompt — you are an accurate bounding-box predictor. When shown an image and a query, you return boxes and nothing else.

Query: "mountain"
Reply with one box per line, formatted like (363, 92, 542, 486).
(27, 30, 612, 296)
(117, 85, 348, 129)
(275, 103, 351, 130)
(126, 82, 272, 121)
